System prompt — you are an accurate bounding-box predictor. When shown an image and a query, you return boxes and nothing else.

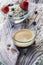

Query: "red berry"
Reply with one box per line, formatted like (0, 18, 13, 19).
(19, 1, 29, 11)
(1, 5, 9, 14)
(22, 0, 27, 2)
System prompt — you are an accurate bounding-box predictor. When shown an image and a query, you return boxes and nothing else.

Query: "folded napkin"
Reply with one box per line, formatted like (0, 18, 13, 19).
(0, 19, 19, 65)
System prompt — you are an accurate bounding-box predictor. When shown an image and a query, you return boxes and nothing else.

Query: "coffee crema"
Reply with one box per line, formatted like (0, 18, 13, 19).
(12, 29, 33, 42)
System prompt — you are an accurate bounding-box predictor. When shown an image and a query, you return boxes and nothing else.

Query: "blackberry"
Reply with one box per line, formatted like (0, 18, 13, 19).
(11, 8, 15, 11)
(9, 15, 12, 17)
(8, 4, 13, 6)
(34, 11, 38, 14)
(32, 21, 36, 26)
(11, 24, 14, 28)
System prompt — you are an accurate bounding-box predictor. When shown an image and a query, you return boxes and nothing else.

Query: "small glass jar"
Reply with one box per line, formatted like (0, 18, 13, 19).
(12, 29, 35, 47)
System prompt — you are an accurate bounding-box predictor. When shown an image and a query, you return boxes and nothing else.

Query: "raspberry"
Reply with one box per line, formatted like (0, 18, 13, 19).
(19, 1, 29, 11)
(1, 5, 9, 14)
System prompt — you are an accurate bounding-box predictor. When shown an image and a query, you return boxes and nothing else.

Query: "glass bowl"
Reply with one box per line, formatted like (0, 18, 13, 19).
(12, 29, 35, 47)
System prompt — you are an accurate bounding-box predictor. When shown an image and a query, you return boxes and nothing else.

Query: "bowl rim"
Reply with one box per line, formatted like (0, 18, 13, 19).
(12, 29, 35, 43)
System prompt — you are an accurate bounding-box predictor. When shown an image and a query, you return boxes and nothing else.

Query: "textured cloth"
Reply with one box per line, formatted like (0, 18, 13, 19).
(0, 19, 19, 65)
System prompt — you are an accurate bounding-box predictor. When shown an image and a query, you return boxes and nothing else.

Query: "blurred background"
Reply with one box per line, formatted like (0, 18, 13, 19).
(0, 0, 43, 8)
(29, 0, 43, 3)
(0, 0, 43, 4)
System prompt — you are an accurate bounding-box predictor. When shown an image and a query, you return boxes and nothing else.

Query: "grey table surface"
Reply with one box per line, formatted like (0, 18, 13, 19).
(16, 3, 43, 65)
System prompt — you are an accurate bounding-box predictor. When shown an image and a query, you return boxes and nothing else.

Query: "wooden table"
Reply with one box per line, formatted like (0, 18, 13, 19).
(16, 3, 43, 65)
(0, 3, 43, 65)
